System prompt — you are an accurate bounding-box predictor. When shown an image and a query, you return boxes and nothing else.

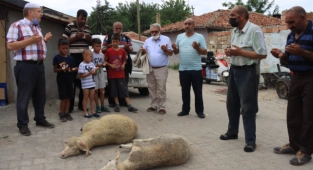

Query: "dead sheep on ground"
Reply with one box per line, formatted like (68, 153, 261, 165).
(60, 114, 138, 158)
(100, 134, 190, 170)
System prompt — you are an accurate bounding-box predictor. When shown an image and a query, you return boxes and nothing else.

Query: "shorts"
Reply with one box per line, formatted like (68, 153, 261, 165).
(95, 72, 106, 90)
(57, 76, 74, 100)
(109, 78, 129, 98)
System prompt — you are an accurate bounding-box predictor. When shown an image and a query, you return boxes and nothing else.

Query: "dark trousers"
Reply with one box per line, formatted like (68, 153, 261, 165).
(69, 53, 84, 111)
(226, 66, 259, 144)
(14, 62, 46, 128)
(179, 70, 204, 114)
(287, 72, 313, 155)
(108, 69, 129, 106)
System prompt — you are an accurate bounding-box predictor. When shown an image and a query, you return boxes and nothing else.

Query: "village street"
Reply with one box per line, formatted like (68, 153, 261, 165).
(0, 69, 311, 170)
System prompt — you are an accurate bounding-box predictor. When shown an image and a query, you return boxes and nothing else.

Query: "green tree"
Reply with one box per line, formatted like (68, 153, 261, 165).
(222, 0, 275, 14)
(268, 4, 279, 16)
(160, 0, 192, 26)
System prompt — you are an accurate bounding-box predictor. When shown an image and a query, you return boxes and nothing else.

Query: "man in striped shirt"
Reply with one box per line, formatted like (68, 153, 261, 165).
(271, 6, 313, 165)
(63, 9, 92, 112)
(6, 2, 54, 136)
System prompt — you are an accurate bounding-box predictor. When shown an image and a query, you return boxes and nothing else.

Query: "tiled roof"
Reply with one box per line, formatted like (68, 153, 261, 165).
(124, 31, 147, 42)
(143, 9, 281, 34)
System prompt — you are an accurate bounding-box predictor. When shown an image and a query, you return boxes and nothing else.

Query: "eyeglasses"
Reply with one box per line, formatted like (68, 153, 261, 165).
(184, 23, 193, 25)
(151, 31, 159, 34)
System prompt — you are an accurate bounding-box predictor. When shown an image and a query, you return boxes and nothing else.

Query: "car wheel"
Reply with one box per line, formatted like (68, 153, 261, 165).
(276, 80, 289, 99)
(138, 88, 149, 96)
(205, 79, 211, 83)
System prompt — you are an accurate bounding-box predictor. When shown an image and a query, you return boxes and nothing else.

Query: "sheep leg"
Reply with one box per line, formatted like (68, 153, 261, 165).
(119, 143, 133, 149)
(132, 138, 153, 142)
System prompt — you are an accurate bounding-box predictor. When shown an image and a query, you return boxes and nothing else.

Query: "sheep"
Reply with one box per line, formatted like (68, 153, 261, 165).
(100, 134, 190, 170)
(60, 114, 138, 159)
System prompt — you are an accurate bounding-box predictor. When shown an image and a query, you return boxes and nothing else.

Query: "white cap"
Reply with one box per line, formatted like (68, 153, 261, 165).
(24, 2, 40, 9)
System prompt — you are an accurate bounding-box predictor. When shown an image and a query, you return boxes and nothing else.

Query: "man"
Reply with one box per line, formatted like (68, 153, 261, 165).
(220, 6, 267, 152)
(172, 18, 207, 119)
(102, 22, 133, 107)
(63, 9, 92, 112)
(142, 23, 173, 114)
(6, 3, 54, 136)
(271, 6, 313, 165)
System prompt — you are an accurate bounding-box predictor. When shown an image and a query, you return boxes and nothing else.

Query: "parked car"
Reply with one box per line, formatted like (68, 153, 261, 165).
(90, 35, 149, 95)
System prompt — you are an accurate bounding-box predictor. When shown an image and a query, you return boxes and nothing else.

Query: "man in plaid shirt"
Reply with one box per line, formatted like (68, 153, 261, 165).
(6, 2, 54, 136)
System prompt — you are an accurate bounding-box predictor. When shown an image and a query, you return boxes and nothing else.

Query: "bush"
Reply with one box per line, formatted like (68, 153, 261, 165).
(168, 63, 179, 70)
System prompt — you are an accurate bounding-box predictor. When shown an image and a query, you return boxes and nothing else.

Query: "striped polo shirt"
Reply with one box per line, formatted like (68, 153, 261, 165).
(286, 20, 313, 71)
(62, 22, 91, 54)
(78, 62, 96, 89)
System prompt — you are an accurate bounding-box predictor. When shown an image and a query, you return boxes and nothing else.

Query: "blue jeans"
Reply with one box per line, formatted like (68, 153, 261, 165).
(226, 65, 259, 144)
(179, 70, 204, 114)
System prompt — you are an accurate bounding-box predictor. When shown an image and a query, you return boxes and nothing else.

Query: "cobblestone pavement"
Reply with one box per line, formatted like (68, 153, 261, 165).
(0, 69, 312, 170)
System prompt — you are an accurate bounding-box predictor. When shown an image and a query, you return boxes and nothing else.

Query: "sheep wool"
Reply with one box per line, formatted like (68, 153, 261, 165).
(100, 134, 190, 170)
(60, 114, 138, 158)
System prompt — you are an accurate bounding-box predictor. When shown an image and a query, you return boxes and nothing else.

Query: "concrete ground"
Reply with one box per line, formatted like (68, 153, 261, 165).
(0, 69, 312, 170)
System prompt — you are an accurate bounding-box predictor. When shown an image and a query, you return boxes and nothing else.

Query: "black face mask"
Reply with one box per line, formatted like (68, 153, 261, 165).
(229, 18, 239, 27)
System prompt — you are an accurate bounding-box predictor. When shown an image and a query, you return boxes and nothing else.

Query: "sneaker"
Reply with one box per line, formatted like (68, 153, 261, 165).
(101, 106, 111, 112)
(290, 151, 312, 165)
(274, 143, 296, 154)
(93, 113, 100, 117)
(36, 120, 55, 128)
(147, 107, 157, 112)
(59, 113, 67, 122)
(244, 143, 256, 152)
(65, 113, 73, 121)
(83, 113, 92, 118)
(19, 126, 31, 136)
(128, 106, 138, 113)
(114, 106, 120, 112)
(96, 106, 101, 113)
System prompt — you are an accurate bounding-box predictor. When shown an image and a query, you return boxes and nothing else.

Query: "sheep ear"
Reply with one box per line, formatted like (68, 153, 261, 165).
(77, 139, 91, 157)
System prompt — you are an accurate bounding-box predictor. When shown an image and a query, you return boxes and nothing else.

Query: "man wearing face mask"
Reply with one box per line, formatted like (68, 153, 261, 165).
(63, 9, 92, 112)
(219, 6, 267, 152)
(271, 6, 313, 165)
(6, 2, 54, 136)
(141, 23, 173, 114)
(172, 18, 207, 119)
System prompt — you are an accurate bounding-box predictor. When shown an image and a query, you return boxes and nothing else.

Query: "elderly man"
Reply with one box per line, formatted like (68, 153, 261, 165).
(102, 22, 133, 107)
(220, 6, 267, 152)
(172, 18, 207, 119)
(6, 2, 54, 136)
(63, 9, 92, 112)
(271, 6, 313, 165)
(142, 23, 173, 114)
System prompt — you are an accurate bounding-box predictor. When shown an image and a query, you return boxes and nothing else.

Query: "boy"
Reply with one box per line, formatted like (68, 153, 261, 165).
(78, 49, 100, 118)
(53, 39, 77, 122)
(91, 38, 110, 113)
(105, 33, 138, 112)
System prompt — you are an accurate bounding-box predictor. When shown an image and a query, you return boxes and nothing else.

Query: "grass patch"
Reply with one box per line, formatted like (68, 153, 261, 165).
(168, 63, 180, 70)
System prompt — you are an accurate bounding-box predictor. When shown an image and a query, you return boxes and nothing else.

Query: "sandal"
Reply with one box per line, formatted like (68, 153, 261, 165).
(114, 107, 120, 112)
(128, 107, 138, 113)
(93, 113, 100, 117)
(83, 113, 92, 118)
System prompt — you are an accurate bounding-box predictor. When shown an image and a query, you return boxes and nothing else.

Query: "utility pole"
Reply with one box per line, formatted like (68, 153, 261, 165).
(96, 0, 101, 34)
(136, 0, 141, 41)
(191, 5, 195, 16)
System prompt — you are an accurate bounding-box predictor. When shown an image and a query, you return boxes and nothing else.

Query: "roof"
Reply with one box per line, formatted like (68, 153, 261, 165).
(0, 0, 75, 25)
(143, 9, 281, 34)
(124, 31, 147, 42)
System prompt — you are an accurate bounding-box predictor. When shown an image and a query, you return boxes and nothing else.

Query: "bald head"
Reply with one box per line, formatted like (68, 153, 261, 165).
(113, 22, 123, 34)
(184, 18, 195, 25)
(233, 5, 249, 20)
(287, 6, 306, 18)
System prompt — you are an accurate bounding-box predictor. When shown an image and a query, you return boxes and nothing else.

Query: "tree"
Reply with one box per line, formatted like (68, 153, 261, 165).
(222, 0, 275, 14)
(268, 5, 280, 16)
(160, 0, 192, 26)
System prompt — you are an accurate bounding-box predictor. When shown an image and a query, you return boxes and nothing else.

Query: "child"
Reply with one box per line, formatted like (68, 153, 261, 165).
(91, 38, 110, 113)
(53, 38, 77, 122)
(105, 33, 138, 113)
(78, 49, 100, 118)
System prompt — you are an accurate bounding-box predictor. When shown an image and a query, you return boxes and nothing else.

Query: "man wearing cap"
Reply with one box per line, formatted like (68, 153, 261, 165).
(6, 2, 54, 136)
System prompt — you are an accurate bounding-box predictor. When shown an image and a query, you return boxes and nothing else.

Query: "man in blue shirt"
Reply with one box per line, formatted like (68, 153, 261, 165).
(271, 6, 313, 166)
(172, 18, 207, 119)
(142, 23, 173, 114)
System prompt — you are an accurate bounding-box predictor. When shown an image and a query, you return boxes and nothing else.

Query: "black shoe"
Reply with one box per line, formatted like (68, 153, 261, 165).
(197, 113, 205, 119)
(220, 134, 238, 140)
(19, 126, 31, 136)
(36, 120, 55, 128)
(59, 113, 67, 122)
(290, 151, 312, 165)
(244, 143, 257, 152)
(128, 107, 138, 113)
(109, 103, 116, 107)
(177, 112, 189, 116)
(114, 106, 120, 112)
(65, 113, 73, 121)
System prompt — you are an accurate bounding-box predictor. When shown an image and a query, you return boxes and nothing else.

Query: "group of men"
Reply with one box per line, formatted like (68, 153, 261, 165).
(5, 2, 313, 166)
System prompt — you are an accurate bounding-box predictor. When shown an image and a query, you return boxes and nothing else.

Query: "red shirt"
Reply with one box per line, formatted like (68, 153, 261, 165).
(105, 48, 126, 79)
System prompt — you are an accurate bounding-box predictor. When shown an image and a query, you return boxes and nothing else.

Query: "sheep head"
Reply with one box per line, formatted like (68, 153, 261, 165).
(100, 150, 121, 170)
(60, 137, 91, 158)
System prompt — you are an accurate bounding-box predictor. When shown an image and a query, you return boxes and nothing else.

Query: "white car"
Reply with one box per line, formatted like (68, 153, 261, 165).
(90, 35, 149, 95)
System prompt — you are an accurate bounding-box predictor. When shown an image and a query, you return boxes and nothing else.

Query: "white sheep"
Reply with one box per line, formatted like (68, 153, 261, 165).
(60, 114, 138, 158)
(100, 134, 190, 170)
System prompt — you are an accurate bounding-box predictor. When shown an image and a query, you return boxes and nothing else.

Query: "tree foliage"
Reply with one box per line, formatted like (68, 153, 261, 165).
(222, 0, 275, 14)
(160, 0, 192, 26)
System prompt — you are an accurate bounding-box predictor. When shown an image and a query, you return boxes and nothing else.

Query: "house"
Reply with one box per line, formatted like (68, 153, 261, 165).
(0, 0, 75, 105)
